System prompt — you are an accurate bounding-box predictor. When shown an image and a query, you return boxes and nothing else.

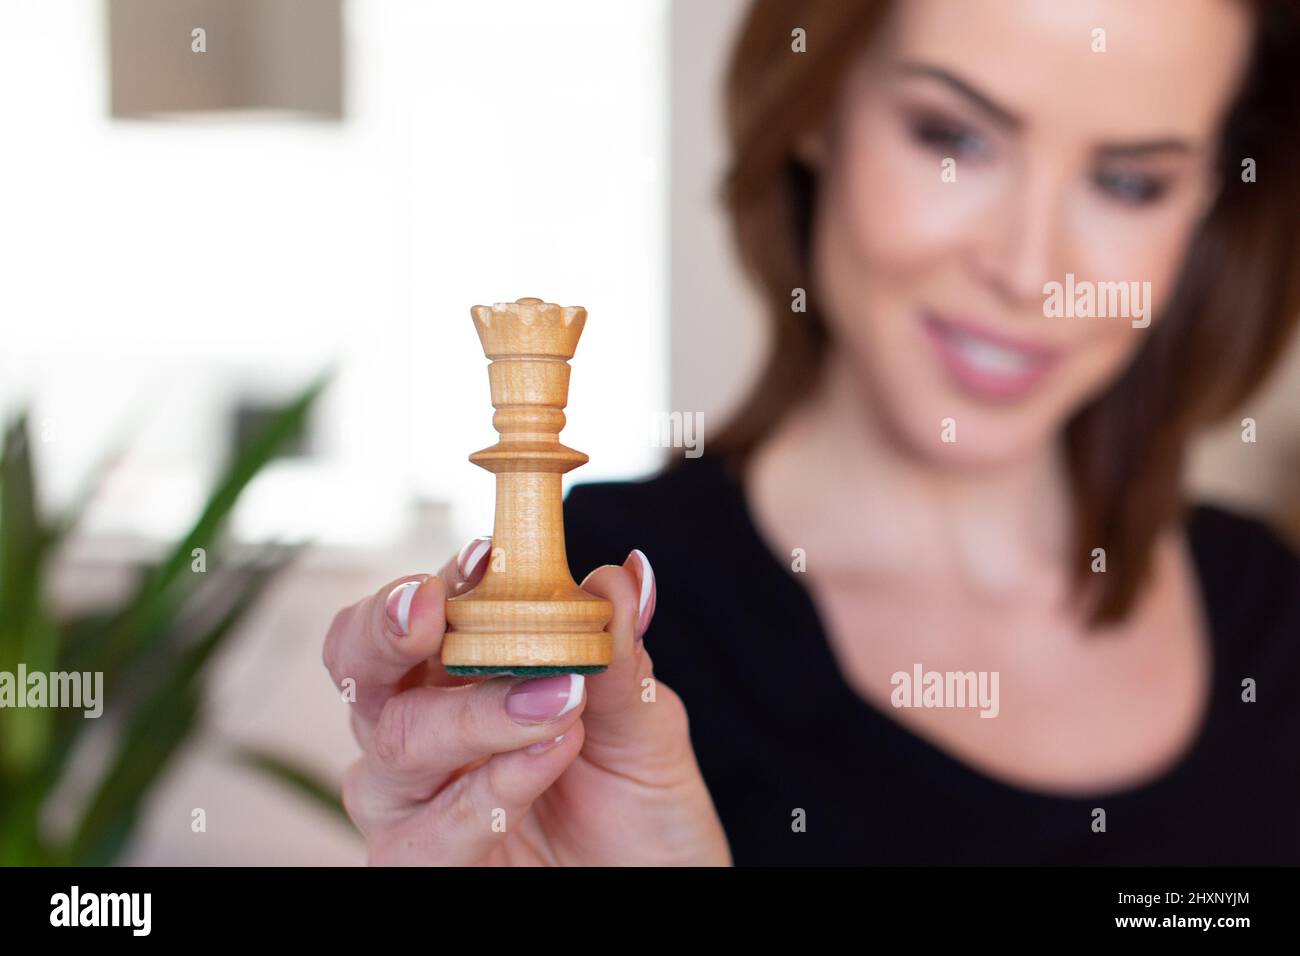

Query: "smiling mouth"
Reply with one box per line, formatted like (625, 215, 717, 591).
(921, 311, 1059, 401)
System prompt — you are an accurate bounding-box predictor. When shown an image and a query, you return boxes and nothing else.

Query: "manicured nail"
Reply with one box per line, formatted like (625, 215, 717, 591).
(628, 549, 657, 643)
(526, 734, 565, 755)
(385, 580, 421, 635)
(505, 674, 584, 724)
(456, 536, 492, 581)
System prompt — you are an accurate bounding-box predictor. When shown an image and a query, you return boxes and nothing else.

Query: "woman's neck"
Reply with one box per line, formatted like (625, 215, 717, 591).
(744, 348, 1074, 598)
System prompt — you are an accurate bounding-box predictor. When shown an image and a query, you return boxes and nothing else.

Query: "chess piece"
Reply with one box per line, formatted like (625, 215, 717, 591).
(442, 298, 614, 676)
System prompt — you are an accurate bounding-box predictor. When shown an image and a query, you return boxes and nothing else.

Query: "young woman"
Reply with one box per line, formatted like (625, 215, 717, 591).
(323, 0, 1300, 864)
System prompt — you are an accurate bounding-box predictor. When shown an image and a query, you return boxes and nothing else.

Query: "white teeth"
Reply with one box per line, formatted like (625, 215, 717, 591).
(949, 331, 1033, 374)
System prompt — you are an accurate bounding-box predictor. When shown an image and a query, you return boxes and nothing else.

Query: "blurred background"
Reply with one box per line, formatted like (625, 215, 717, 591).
(1, 0, 1297, 865)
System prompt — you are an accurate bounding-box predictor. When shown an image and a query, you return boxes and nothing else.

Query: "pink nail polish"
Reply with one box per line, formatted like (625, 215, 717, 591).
(505, 674, 584, 724)
(628, 549, 656, 643)
(456, 536, 493, 581)
(385, 581, 421, 636)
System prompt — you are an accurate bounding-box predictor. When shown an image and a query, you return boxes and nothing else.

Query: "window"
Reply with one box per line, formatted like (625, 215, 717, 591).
(0, 0, 669, 550)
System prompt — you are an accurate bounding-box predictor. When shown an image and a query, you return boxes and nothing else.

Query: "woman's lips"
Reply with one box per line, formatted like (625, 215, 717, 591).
(921, 312, 1059, 401)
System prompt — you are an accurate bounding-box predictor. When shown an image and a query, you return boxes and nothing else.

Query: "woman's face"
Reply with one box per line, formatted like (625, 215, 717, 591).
(811, 0, 1252, 467)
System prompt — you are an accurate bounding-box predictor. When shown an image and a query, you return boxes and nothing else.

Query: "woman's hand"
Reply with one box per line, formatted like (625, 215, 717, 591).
(322, 538, 731, 866)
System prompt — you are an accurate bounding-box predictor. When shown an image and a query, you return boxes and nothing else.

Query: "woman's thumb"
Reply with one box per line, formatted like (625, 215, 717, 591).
(576, 551, 669, 755)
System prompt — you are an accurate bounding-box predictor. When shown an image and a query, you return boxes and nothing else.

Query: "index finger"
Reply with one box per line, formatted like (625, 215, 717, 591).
(323, 573, 452, 727)
(324, 537, 496, 730)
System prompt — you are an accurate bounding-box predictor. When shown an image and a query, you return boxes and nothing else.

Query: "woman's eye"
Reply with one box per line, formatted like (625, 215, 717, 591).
(1094, 168, 1169, 205)
(909, 117, 989, 160)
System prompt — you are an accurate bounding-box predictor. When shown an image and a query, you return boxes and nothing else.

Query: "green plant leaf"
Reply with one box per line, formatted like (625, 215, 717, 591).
(50, 437, 129, 545)
(229, 745, 350, 827)
(0, 414, 60, 780)
(65, 688, 200, 866)
(0, 414, 45, 662)
(0, 783, 53, 866)
(65, 546, 297, 864)
(86, 373, 328, 677)
(0, 374, 328, 866)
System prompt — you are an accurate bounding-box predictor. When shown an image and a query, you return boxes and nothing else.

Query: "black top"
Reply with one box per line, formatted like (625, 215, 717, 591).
(563, 454, 1300, 865)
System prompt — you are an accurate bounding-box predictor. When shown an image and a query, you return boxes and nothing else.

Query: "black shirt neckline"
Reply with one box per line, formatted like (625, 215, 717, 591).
(702, 453, 1222, 808)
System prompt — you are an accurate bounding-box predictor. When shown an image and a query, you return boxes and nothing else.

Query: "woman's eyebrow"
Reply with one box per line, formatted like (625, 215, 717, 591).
(893, 62, 1201, 158)
(893, 61, 1022, 130)
(1096, 139, 1197, 158)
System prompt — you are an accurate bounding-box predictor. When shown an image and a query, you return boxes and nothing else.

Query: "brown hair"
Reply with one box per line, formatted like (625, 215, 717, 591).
(712, 0, 1300, 625)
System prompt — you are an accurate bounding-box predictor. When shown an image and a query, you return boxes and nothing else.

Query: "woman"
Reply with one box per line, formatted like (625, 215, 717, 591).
(323, 0, 1300, 864)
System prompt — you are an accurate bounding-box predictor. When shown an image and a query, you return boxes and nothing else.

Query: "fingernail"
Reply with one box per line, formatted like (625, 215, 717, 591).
(385, 581, 421, 636)
(456, 535, 492, 581)
(506, 674, 584, 724)
(526, 734, 565, 755)
(628, 549, 657, 643)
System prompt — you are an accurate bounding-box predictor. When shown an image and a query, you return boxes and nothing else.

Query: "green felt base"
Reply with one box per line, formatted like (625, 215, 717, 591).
(445, 665, 608, 677)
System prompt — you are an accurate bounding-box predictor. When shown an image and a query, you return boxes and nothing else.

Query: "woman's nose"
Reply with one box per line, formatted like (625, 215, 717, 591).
(971, 165, 1067, 310)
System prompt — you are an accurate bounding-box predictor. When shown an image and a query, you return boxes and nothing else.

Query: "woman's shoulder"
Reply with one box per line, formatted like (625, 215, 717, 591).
(562, 455, 740, 570)
(563, 465, 1300, 657)
(1187, 502, 1300, 671)
(562, 456, 759, 690)
(565, 454, 736, 507)
(564, 455, 740, 532)
(564, 467, 1300, 603)
(1188, 503, 1300, 596)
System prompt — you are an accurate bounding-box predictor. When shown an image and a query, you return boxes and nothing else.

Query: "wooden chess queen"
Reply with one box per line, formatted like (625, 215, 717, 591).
(442, 298, 614, 676)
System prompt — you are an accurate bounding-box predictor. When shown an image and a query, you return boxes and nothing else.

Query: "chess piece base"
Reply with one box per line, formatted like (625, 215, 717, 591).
(445, 665, 608, 677)
(440, 629, 613, 673)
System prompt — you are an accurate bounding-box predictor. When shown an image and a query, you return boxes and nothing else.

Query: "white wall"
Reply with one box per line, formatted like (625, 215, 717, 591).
(0, 0, 670, 551)
(669, 0, 764, 433)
